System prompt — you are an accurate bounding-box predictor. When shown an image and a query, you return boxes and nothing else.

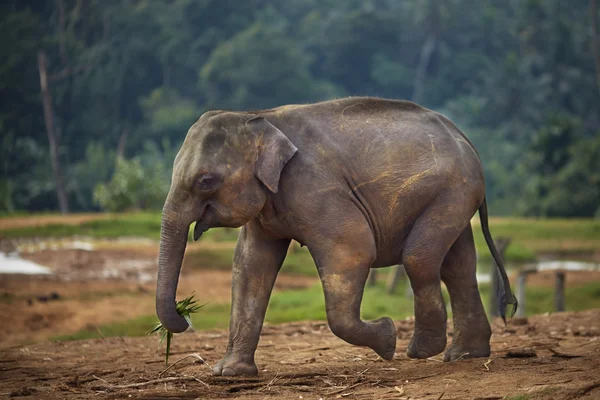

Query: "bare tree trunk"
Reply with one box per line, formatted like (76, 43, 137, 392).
(591, 0, 600, 96)
(411, 1, 440, 104)
(57, 0, 68, 64)
(412, 34, 436, 104)
(116, 128, 130, 161)
(38, 50, 69, 214)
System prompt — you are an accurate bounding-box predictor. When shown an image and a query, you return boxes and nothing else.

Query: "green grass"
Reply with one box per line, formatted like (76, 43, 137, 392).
(183, 248, 236, 271)
(2, 213, 598, 263)
(0, 212, 237, 242)
(52, 278, 600, 342)
(0, 213, 163, 239)
(183, 246, 318, 276)
(472, 216, 600, 262)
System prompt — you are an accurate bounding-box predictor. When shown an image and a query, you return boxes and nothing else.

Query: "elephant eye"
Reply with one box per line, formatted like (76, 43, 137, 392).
(197, 174, 218, 191)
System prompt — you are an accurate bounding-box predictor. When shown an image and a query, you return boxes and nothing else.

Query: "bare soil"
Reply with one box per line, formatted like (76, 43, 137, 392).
(0, 310, 598, 399)
(0, 246, 316, 348)
(0, 224, 598, 399)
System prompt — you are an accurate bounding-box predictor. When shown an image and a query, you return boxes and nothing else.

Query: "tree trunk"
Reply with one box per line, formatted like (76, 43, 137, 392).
(412, 34, 436, 104)
(38, 50, 70, 214)
(116, 128, 130, 162)
(591, 0, 600, 96)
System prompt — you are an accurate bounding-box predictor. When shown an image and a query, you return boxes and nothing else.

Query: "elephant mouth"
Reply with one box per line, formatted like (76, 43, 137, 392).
(193, 205, 210, 241)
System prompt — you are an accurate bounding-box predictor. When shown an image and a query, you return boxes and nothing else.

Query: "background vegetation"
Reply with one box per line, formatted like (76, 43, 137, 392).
(2, 0, 599, 217)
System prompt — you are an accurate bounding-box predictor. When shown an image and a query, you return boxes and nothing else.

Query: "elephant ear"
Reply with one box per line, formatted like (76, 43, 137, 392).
(246, 116, 298, 193)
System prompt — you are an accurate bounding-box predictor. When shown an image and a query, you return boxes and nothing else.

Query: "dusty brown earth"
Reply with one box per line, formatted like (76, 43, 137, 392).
(0, 246, 316, 348)
(1, 219, 599, 399)
(0, 310, 598, 399)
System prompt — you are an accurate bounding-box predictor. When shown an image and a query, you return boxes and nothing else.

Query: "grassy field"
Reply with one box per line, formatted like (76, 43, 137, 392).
(2, 212, 598, 343)
(472, 217, 600, 262)
(1, 212, 599, 262)
(55, 277, 600, 342)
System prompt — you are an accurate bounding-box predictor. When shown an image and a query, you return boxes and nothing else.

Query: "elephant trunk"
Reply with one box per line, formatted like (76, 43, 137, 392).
(155, 206, 189, 333)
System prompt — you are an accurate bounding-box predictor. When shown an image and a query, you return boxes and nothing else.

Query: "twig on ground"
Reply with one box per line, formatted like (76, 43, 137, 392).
(92, 375, 108, 384)
(548, 348, 582, 358)
(483, 358, 492, 371)
(325, 382, 363, 396)
(405, 372, 442, 382)
(426, 356, 443, 363)
(158, 353, 211, 377)
(455, 352, 470, 361)
(257, 373, 281, 392)
(92, 375, 209, 390)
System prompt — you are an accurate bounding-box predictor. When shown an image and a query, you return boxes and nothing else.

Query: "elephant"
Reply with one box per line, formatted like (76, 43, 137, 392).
(156, 96, 517, 376)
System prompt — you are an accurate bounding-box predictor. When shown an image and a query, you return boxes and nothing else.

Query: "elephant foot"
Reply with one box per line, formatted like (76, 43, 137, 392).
(444, 321, 491, 362)
(443, 341, 490, 362)
(406, 329, 447, 359)
(369, 317, 397, 360)
(212, 354, 258, 376)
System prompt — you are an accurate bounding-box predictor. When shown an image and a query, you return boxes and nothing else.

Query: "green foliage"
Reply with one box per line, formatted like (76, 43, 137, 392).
(1, 0, 599, 216)
(94, 157, 168, 212)
(517, 116, 600, 217)
(148, 294, 204, 366)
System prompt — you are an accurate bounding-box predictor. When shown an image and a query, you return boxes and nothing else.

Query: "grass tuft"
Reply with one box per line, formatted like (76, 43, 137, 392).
(148, 294, 204, 367)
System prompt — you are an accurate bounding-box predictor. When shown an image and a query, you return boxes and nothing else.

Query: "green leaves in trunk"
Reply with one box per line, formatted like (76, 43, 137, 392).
(149, 295, 205, 367)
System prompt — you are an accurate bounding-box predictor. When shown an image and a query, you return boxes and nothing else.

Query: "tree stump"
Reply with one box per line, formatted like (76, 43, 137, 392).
(555, 271, 566, 312)
(515, 271, 528, 318)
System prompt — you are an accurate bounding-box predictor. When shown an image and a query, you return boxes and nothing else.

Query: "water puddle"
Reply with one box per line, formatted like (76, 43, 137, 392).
(476, 260, 600, 284)
(0, 253, 52, 275)
(0, 238, 157, 282)
(527, 260, 599, 272)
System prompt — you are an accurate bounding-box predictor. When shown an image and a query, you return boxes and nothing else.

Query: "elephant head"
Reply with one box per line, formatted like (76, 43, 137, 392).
(156, 111, 298, 333)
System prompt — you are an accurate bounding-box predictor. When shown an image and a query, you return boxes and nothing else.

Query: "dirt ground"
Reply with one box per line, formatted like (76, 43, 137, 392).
(0, 246, 316, 348)
(0, 310, 598, 399)
(1, 232, 599, 399)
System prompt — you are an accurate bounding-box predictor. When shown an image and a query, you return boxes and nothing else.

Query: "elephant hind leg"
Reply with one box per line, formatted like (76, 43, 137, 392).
(441, 224, 491, 361)
(311, 235, 397, 360)
(402, 192, 475, 359)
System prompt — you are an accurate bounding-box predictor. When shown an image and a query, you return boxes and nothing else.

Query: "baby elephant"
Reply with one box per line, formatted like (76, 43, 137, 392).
(156, 97, 517, 376)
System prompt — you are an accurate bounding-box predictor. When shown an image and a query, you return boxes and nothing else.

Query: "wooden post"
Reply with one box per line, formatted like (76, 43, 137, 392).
(405, 277, 414, 298)
(38, 50, 70, 214)
(516, 271, 527, 317)
(555, 271, 566, 312)
(386, 265, 404, 294)
(488, 237, 511, 318)
(367, 269, 377, 287)
(386, 265, 399, 293)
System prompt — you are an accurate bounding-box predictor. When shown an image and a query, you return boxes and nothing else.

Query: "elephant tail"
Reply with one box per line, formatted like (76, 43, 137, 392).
(478, 196, 518, 323)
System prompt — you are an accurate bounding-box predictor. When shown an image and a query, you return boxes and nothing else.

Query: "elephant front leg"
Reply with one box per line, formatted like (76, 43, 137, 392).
(212, 224, 290, 376)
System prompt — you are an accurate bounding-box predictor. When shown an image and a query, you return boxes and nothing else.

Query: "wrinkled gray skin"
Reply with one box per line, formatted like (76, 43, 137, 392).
(156, 97, 517, 376)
